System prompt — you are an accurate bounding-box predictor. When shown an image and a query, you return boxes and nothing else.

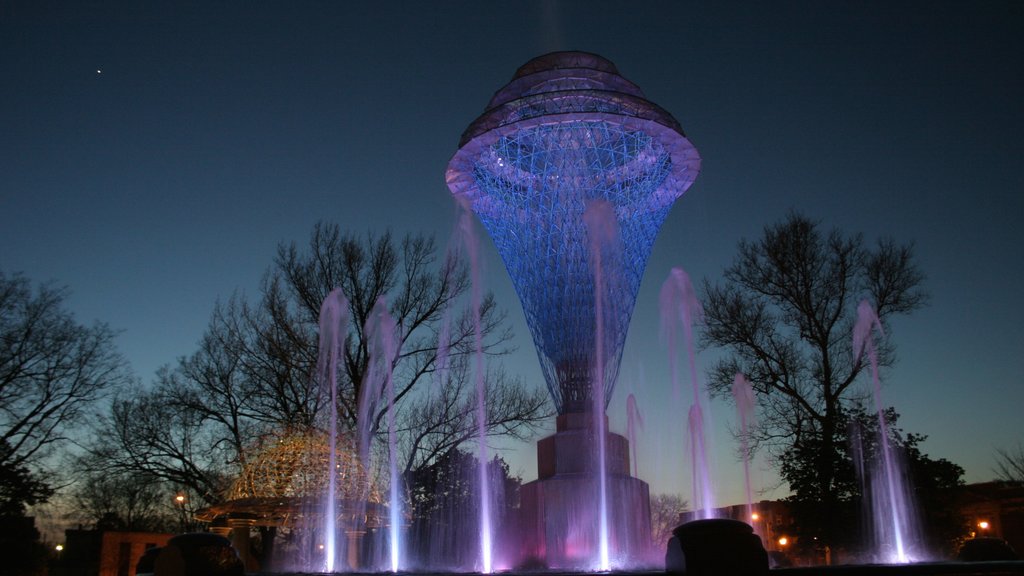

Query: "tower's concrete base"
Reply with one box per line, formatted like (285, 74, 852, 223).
(514, 413, 652, 569)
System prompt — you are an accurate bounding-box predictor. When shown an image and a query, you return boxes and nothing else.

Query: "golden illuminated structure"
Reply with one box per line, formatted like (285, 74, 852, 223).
(195, 431, 385, 569)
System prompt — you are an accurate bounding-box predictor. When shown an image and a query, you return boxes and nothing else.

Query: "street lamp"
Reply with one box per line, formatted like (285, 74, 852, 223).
(175, 494, 188, 532)
(978, 520, 990, 531)
(778, 537, 789, 547)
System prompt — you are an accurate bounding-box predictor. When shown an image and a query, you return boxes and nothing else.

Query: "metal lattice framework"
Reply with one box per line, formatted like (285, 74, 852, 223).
(196, 431, 384, 528)
(447, 52, 700, 414)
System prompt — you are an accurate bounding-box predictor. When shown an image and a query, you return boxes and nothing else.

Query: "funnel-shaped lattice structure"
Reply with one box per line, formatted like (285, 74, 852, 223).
(447, 52, 700, 414)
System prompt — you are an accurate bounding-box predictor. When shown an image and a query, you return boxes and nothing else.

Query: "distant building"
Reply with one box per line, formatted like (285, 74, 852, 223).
(62, 529, 172, 576)
(959, 481, 1024, 554)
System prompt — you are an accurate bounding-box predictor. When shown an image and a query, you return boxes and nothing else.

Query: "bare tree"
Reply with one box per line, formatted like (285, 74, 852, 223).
(994, 444, 1024, 484)
(95, 384, 232, 506)
(0, 271, 131, 513)
(264, 224, 551, 474)
(701, 213, 927, 545)
(88, 224, 551, 505)
(70, 466, 177, 532)
(649, 493, 688, 549)
(397, 361, 549, 476)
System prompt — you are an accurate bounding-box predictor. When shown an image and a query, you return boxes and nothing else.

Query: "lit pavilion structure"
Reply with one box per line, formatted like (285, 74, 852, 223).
(447, 52, 700, 568)
(195, 432, 385, 571)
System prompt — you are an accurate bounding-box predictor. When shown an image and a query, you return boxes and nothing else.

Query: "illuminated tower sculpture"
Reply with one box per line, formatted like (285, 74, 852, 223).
(447, 51, 700, 568)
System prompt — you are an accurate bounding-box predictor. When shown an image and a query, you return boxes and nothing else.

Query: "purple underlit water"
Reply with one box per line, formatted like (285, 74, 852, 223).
(732, 373, 756, 526)
(457, 198, 494, 574)
(853, 300, 920, 564)
(317, 289, 350, 572)
(583, 199, 617, 572)
(626, 394, 643, 478)
(660, 267, 715, 519)
(365, 297, 403, 572)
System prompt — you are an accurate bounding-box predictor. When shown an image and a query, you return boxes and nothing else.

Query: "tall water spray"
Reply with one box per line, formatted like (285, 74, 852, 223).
(456, 199, 494, 573)
(660, 267, 714, 518)
(317, 289, 350, 572)
(853, 300, 920, 563)
(732, 373, 756, 525)
(363, 297, 403, 572)
(626, 394, 643, 478)
(584, 199, 620, 570)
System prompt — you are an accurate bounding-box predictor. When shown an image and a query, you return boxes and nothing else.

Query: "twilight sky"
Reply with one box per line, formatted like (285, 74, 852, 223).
(2, 2, 1022, 506)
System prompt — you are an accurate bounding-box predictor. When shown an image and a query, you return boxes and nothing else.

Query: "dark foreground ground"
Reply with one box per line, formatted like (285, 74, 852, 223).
(267, 562, 1024, 576)
(773, 562, 1024, 575)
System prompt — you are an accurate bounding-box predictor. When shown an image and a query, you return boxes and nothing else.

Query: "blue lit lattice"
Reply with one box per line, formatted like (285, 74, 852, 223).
(467, 122, 674, 414)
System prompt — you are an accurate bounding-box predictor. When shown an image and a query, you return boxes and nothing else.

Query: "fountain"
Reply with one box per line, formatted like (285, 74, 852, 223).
(660, 267, 715, 519)
(318, 288, 349, 572)
(853, 300, 922, 563)
(732, 373, 757, 526)
(446, 51, 700, 568)
(194, 53, 1024, 576)
(363, 297, 404, 572)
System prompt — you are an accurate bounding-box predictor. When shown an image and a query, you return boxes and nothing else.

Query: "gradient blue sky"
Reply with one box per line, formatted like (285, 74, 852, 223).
(3, 2, 1022, 506)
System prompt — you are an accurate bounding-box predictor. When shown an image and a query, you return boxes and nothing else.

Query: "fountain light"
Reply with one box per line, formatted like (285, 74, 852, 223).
(778, 537, 789, 547)
(751, 513, 760, 521)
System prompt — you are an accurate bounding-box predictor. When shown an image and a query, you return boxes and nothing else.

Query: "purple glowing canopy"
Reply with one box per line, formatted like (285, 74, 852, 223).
(447, 51, 700, 414)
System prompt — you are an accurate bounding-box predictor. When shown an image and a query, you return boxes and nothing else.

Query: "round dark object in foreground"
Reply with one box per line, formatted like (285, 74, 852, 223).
(666, 518, 768, 575)
(957, 537, 1019, 562)
(154, 533, 243, 576)
(135, 546, 161, 576)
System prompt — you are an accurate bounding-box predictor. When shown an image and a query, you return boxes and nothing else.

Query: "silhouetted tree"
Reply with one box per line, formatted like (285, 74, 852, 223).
(0, 442, 54, 516)
(649, 493, 688, 549)
(406, 449, 520, 569)
(92, 384, 232, 506)
(701, 213, 928, 549)
(994, 444, 1024, 484)
(69, 466, 178, 532)
(0, 271, 131, 514)
(87, 224, 550, 511)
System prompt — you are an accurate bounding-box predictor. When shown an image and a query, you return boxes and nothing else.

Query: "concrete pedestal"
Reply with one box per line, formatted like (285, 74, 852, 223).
(515, 412, 652, 569)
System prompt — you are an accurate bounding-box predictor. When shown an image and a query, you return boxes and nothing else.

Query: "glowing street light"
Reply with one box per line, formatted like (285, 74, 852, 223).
(751, 512, 760, 521)
(174, 493, 188, 532)
(978, 520, 990, 531)
(778, 537, 789, 547)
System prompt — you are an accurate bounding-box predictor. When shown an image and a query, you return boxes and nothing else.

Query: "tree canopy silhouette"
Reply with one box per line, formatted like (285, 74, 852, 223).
(701, 212, 928, 548)
(0, 271, 130, 514)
